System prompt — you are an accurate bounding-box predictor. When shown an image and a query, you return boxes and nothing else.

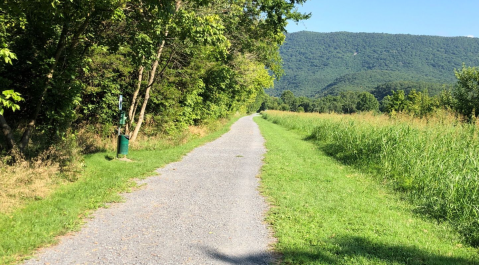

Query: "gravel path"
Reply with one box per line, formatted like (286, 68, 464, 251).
(23, 114, 273, 265)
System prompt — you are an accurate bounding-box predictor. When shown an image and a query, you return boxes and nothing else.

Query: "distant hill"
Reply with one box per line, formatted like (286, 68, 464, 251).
(270, 31, 479, 97)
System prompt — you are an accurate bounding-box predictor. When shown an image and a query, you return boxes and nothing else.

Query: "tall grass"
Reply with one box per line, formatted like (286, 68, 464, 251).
(262, 110, 479, 246)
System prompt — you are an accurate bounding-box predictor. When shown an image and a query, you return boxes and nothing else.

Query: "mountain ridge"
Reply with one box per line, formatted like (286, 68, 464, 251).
(270, 31, 479, 97)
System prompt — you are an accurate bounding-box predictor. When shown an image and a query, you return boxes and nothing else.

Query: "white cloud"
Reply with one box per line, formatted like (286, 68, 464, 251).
(467, 35, 474, 38)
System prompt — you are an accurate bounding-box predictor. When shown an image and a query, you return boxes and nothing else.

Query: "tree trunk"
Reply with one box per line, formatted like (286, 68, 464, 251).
(131, 71, 149, 125)
(130, 41, 165, 142)
(126, 63, 144, 135)
(129, 1, 181, 142)
(0, 114, 17, 151)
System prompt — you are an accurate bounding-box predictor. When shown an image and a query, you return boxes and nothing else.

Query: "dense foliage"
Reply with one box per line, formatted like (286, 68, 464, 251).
(0, 0, 310, 155)
(271, 31, 479, 97)
(453, 65, 479, 120)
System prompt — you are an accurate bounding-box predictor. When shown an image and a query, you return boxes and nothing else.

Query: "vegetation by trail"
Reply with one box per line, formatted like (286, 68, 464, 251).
(0, 1, 310, 246)
(261, 110, 479, 248)
(255, 114, 479, 264)
(0, 0, 309, 157)
(0, 116, 239, 265)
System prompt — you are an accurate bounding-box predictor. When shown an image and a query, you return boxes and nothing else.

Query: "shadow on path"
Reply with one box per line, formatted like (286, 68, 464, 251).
(200, 246, 273, 265)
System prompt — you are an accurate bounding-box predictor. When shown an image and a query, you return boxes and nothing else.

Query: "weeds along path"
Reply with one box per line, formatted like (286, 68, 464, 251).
(23, 114, 273, 265)
(255, 116, 479, 264)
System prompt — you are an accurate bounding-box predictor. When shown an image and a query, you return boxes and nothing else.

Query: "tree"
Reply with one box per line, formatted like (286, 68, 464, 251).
(0, 90, 23, 150)
(0, 0, 127, 153)
(125, 0, 307, 140)
(405, 89, 421, 115)
(297, 96, 312, 112)
(0, 10, 23, 150)
(78, 46, 133, 125)
(382, 90, 407, 113)
(453, 64, 479, 120)
(129, 0, 184, 142)
(356, 92, 379, 112)
(279, 103, 290, 111)
(0, 0, 312, 154)
(439, 88, 455, 110)
(281, 90, 295, 110)
(340, 91, 358, 114)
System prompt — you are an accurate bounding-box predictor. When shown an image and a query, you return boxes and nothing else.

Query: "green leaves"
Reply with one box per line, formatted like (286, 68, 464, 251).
(453, 64, 479, 119)
(0, 48, 16, 64)
(383, 90, 406, 113)
(0, 90, 23, 115)
(0, 0, 311, 152)
(356, 92, 379, 112)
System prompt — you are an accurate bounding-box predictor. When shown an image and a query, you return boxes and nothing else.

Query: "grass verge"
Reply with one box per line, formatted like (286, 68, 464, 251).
(255, 116, 479, 264)
(0, 116, 240, 265)
(262, 110, 479, 246)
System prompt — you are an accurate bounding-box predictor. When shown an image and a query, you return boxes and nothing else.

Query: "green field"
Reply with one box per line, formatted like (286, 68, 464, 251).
(255, 113, 479, 264)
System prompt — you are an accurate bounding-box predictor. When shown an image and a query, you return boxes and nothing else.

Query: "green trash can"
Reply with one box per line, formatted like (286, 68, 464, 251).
(117, 134, 129, 155)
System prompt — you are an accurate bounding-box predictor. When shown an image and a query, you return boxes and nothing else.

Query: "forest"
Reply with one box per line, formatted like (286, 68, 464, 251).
(0, 0, 309, 158)
(260, 63, 478, 120)
(271, 31, 479, 97)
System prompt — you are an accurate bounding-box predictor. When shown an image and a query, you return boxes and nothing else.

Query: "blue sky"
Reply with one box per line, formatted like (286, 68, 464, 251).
(286, 0, 479, 37)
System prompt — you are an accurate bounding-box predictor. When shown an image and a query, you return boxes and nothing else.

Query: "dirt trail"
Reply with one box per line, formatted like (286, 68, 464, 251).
(23, 114, 273, 265)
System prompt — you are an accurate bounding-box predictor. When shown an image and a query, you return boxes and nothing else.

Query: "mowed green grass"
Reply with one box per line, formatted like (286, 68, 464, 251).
(255, 116, 479, 265)
(0, 117, 239, 265)
(261, 110, 479, 246)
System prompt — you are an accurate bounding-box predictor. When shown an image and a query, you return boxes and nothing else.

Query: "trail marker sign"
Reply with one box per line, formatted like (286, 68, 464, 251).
(119, 95, 123, 110)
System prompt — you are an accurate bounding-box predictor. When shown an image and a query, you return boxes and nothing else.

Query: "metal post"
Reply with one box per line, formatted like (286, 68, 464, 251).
(117, 95, 123, 158)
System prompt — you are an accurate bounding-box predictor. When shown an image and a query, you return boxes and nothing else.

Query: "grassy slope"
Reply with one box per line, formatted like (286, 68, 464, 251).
(255, 116, 479, 265)
(0, 117, 239, 265)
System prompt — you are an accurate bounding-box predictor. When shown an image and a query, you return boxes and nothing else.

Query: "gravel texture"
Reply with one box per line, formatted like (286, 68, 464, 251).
(23, 114, 273, 265)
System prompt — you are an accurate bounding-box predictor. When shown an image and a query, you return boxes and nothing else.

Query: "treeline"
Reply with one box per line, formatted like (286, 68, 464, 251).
(319, 71, 449, 96)
(261, 64, 479, 120)
(0, 0, 309, 156)
(271, 31, 479, 97)
(260, 90, 380, 114)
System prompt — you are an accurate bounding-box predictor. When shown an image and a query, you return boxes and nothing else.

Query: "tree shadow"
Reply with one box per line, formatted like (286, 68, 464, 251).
(301, 134, 479, 248)
(199, 246, 274, 265)
(281, 235, 477, 265)
(302, 135, 367, 166)
(200, 236, 476, 264)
